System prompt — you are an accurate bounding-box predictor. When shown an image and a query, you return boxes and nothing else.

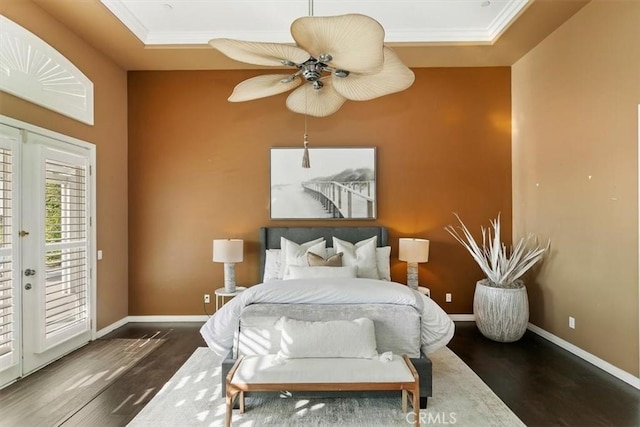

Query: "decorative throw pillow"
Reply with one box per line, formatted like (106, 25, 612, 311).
(263, 249, 282, 282)
(333, 236, 379, 279)
(276, 317, 378, 359)
(307, 251, 343, 267)
(288, 265, 357, 280)
(281, 237, 326, 279)
(376, 246, 392, 281)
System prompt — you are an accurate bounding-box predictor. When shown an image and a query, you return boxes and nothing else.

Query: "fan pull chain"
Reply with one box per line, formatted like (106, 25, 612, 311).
(302, 79, 310, 168)
(302, 133, 310, 168)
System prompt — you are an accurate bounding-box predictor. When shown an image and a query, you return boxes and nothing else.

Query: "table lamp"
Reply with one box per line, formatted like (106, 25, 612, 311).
(213, 239, 243, 292)
(399, 238, 430, 290)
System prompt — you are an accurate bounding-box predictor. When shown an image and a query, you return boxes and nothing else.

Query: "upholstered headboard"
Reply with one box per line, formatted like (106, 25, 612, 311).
(259, 226, 388, 280)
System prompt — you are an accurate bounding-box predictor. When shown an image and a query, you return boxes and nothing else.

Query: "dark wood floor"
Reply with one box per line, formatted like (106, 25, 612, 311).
(8, 321, 640, 426)
(448, 323, 639, 427)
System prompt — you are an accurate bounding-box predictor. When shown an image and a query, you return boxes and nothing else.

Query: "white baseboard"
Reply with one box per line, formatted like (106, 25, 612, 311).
(527, 323, 640, 390)
(127, 315, 209, 323)
(449, 314, 475, 321)
(95, 316, 129, 339)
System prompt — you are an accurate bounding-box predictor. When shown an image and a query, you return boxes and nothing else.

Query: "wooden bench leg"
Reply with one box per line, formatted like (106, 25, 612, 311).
(225, 356, 245, 426)
(225, 388, 238, 427)
(413, 384, 420, 427)
(239, 390, 245, 414)
(402, 389, 408, 413)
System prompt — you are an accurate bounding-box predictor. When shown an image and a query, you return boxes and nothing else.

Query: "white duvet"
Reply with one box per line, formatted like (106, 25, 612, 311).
(200, 278, 455, 357)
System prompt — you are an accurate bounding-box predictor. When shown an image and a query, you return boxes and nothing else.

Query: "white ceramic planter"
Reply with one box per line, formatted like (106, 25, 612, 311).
(473, 279, 529, 342)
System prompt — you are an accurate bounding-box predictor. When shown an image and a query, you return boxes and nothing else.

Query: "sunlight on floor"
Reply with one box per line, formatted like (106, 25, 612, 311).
(65, 374, 92, 391)
(293, 398, 326, 416)
(105, 366, 127, 381)
(195, 370, 207, 383)
(112, 394, 134, 413)
(195, 388, 208, 401)
(294, 399, 309, 409)
(175, 375, 191, 390)
(237, 416, 257, 426)
(134, 388, 155, 405)
(65, 366, 126, 391)
(77, 369, 109, 387)
(196, 410, 210, 421)
(214, 403, 226, 417)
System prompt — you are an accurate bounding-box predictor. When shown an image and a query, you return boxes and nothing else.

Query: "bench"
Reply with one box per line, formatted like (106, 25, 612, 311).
(225, 354, 420, 427)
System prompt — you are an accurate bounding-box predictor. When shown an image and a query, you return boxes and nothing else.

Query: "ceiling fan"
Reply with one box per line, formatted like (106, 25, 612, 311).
(209, 13, 415, 117)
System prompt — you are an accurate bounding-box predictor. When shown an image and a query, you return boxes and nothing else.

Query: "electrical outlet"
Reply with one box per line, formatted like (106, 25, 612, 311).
(204, 294, 210, 304)
(569, 316, 575, 329)
(445, 293, 452, 303)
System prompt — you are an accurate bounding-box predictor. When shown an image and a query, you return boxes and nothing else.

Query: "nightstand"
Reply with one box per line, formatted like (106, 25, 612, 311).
(417, 286, 431, 298)
(214, 287, 247, 310)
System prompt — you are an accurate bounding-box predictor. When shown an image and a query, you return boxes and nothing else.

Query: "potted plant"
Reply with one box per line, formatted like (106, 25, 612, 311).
(445, 213, 549, 342)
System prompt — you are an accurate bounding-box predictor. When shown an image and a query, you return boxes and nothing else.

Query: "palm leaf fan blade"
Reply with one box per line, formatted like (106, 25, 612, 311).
(286, 77, 346, 117)
(227, 74, 302, 102)
(209, 39, 310, 67)
(332, 47, 415, 101)
(291, 14, 385, 73)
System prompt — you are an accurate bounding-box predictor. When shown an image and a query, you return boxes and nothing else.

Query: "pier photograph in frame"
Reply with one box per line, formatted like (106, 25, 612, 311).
(270, 147, 376, 220)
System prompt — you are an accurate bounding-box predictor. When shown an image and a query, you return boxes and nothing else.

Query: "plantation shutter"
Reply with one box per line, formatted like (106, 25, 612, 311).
(0, 125, 18, 373)
(41, 149, 90, 350)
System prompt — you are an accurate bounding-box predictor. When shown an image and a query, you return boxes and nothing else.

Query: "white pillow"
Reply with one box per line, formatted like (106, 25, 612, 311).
(276, 317, 378, 359)
(326, 246, 390, 280)
(333, 236, 379, 279)
(288, 265, 357, 280)
(263, 249, 282, 282)
(281, 237, 326, 279)
(376, 246, 391, 281)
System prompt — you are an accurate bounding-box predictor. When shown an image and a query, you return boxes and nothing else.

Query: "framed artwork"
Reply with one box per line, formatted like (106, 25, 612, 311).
(270, 147, 376, 220)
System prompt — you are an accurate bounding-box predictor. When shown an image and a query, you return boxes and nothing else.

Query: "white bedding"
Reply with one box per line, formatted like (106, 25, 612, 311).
(200, 278, 455, 357)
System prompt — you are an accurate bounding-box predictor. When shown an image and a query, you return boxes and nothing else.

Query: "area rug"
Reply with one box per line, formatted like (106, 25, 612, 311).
(0, 337, 165, 426)
(128, 346, 525, 427)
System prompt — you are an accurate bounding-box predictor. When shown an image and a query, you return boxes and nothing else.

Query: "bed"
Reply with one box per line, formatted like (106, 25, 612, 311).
(200, 226, 455, 408)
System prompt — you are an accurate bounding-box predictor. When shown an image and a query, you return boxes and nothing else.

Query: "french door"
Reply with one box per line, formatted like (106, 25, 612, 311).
(0, 118, 96, 387)
(0, 123, 21, 386)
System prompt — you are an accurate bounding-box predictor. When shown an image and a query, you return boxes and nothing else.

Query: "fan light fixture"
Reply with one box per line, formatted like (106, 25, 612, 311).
(208, 13, 415, 118)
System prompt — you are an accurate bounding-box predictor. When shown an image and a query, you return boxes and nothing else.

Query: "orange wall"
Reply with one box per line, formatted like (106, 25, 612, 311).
(0, 1, 129, 329)
(513, 1, 639, 375)
(128, 67, 512, 315)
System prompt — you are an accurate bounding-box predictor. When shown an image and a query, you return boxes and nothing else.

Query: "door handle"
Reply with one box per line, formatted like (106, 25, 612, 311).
(25, 283, 32, 290)
(24, 268, 36, 276)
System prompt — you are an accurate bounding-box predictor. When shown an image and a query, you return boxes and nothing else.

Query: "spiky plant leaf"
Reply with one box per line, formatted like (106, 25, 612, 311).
(444, 213, 550, 288)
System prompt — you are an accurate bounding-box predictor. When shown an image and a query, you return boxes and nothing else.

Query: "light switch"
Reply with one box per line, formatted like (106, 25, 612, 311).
(97, 250, 103, 260)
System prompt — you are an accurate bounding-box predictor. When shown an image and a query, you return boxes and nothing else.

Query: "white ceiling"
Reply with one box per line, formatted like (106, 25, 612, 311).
(100, 0, 531, 45)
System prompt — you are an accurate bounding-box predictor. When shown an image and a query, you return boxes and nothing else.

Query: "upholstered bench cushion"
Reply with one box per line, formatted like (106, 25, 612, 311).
(231, 354, 414, 385)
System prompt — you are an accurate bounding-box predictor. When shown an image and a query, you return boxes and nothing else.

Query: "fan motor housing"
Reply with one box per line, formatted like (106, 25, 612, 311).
(302, 61, 323, 81)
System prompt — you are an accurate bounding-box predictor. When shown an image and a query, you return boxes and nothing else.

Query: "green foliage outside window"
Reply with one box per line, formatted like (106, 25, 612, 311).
(45, 182, 62, 266)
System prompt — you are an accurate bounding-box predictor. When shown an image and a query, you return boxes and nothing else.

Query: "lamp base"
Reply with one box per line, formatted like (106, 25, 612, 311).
(407, 262, 419, 290)
(223, 263, 236, 293)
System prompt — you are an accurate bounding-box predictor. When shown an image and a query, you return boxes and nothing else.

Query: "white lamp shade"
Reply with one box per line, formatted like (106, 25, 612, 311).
(213, 239, 244, 263)
(399, 238, 430, 263)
